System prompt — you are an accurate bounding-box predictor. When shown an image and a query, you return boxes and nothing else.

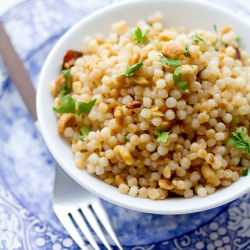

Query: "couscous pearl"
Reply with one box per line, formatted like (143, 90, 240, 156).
(140, 108, 152, 118)
(88, 153, 99, 165)
(166, 97, 177, 108)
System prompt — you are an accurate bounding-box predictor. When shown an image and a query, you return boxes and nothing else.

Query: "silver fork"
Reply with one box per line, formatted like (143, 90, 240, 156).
(53, 164, 123, 250)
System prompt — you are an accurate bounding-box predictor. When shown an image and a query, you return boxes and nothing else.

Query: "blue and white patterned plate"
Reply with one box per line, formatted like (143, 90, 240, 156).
(1, 0, 250, 249)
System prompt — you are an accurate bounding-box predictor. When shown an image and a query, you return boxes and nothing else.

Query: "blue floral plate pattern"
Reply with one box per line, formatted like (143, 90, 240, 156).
(1, 0, 250, 249)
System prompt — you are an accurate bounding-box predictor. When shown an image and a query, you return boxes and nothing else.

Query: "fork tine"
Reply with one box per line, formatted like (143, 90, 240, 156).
(92, 200, 124, 250)
(54, 208, 89, 250)
(71, 209, 101, 250)
(81, 205, 112, 250)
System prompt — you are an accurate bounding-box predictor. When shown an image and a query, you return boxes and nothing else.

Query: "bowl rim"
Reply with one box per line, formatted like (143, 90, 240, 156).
(37, 0, 250, 214)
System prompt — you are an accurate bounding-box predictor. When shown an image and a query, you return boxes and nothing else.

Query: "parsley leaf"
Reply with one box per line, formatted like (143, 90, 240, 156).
(236, 37, 241, 43)
(155, 128, 171, 143)
(232, 116, 239, 122)
(122, 60, 144, 76)
(159, 55, 181, 67)
(76, 99, 97, 115)
(53, 96, 76, 114)
(124, 136, 130, 142)
(184, 44, 190, 57)
(189, 34, 209, 45)
(243, 169, 248, 177)
(53, 96, 96, 115)
(172, 67, 189, 93)
(60, 70, 72, 96)
(79, 125, 91, 141)
(131, 27, 149, 43)
(227, 127, 250, 156)
(213, 24, 218, 46)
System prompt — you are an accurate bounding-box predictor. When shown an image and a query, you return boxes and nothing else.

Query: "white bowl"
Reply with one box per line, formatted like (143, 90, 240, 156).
(37, 0, 250, 214)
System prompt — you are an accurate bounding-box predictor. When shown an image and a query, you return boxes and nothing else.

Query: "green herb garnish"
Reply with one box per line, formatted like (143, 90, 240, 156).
(124, 136, 130, 142)
(227, 127, 250, 156)
(184, 44, 190, 57)
(79, 125, 91, 141)
(131, 27, 149, 43)
(155, 128, 171, 143)
(159, 55, 181, 67)
(76, 99, 97, 115)
(232, 116, 239, 122)
(60, 70, 72, 96)
(243, 169, 248, 177)
(189, 34, 209, 45)
(213, 24, 218, 46)
(242, 169, 248, 177)
(172, 67, 189, 93)
(122, 60, 144, 76)
(236, 37, 241, 43)
(53, 96, 96, 115)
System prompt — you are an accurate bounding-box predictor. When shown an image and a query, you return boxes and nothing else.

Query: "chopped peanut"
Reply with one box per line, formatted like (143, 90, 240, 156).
(114, 106, 124, 126)
(201, 162, 220, 187)
(158, 179, 174, 190)
(162, 40, 185, 59)
(57, 113, 76, 135)
(115, 175, 125, 186)
(113, 145, 134, 165)
(179, 64, 198, 84)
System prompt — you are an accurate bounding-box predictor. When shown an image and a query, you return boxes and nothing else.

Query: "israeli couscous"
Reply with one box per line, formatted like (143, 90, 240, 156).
(50, 12, 250, 200)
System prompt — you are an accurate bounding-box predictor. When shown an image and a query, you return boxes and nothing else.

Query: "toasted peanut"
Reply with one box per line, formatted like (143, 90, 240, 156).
(85, 55, 101, 70)
(158, 158, 170, 166)
(158, 31, 174, 41)
(201, 162, 220, 187)
(130, 53, 140, 65)
(157, 188, 168, 199)
(163, 166, 172, 179)
(162, 40, 185, 59)
(115, 75, 149, 87)
(170, 188, 184, 196)
(158, 179, 174, 190)
(104, 178, 113, 185)
(220, 101, 228, 109)
(129, 76, 149, 85)
(227, 165, 245, 175)
(113, 145, 134, 165)
(179, 64, 198, 84)
(102, 44, 112, 50)
(140, 44, 155, 60)
(50, 74, 65, 97)
(114, 175, 125, 187)
(57, 113, 76, 135)
(114, 106, 124, 127)
(158, 121, 172, 132)
(221, 26, 231, 35)
(151, 111, 164, 117)
(159, 106, 169, 113)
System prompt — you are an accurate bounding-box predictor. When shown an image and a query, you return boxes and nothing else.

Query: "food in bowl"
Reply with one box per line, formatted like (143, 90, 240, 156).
(50, 12, 250, 201)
